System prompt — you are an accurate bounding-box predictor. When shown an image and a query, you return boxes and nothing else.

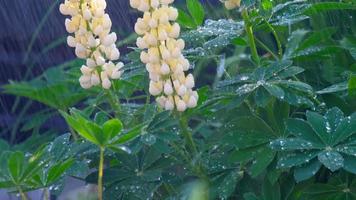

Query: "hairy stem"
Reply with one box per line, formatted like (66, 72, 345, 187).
(17, 187, 28, 200)
(43, 188, 49, 200)
(106, 90, 121, 118)
(178, 116, 197, 155)
(241, 9, 260, 66)
(98, 147, 105, 200)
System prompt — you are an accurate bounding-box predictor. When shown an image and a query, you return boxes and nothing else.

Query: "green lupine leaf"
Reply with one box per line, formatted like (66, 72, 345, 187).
(187, 0, 205, 26)
(236, 84, 259, 96)
(304, 2, 356, 15)
(60, 110, 99, 146)
(284, 30, 309, 59)
(317, 151, 344, 172)
(306, 111, 330, 145)
(102, 119, 123, 144)
(286, 118, 324, 146)
(250, 148, 275, 177)
(264, 84, 285, 100)
(349, 74, 356, 97)
(177, 9, 196, 29)
(254, 87, 271, 107)
(317, 82, 348, 94)
(294, 158, 322, 182)
(277, 150, 319, 168)
(8, 151, 25, 183)
(334, 113, 356, 145)
(343, 155, 356, 174)
(270, 138, 315, 151)
(275, 80, 314, 94)
(111, 124, 144, 145)
(325, 108, 345, 135)
(262, 179, 281, 200)
(265, 60, 293, 80)
(46, 159, 74, 185)
(277, 66, 305, 79)
(244, 193, 260, 200)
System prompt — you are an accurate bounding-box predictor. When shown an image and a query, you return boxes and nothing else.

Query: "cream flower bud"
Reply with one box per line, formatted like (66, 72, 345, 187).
(146, 34, 158, 46)
(169, 23, 180, 38)
(94, 26, 104, 35)
(109, 48, 120, 60)
(176, 99, 187, 112)
(65, 19, 77, 33)
(187, 96, 198, 108)
(138, 1, 150, 12)
(102, 32, 117, 46)
(165, 97, 175, 110)
(136, 37, 148, 49)
(80, 65, 92, 75)
(164, 81, 174, 95)
(101, 72, 111, 89)
(160, 63, 170, 75)
(158, 28, 168, 41)
(83, 9, 92, 20)
(140, 51, 150, 63)
(91, 73, 101, 86)
(151, 0, 160, 8)
(96, 56, 106, 66)
(149, 81, 162, 96)
(177, 85, 187, 96)
(148, 19, 158, 28)
(88, 35, 97, 47)
(160, 0, 174, 5)
(156, 96, 167, 108)
(67, 36, 76, 47)
(75, 43, 87, 59)
(167, 7, 178, 20)
(185, 74, 195, 89)
(86, 58, 96, 68)
(224, 0, 241, 10)
(130, 0, 140, 8)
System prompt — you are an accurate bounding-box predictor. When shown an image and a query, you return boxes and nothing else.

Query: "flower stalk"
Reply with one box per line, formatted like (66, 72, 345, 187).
(241, 9, 260, 66)
(17, 187, 28, 200)
(178, 116, 197, 155)
(98, 147, 105, 200)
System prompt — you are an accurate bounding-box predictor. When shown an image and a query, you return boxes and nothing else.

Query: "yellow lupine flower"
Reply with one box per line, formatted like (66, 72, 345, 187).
(60, 0, 123, 89)
(130, 0, 198, 112)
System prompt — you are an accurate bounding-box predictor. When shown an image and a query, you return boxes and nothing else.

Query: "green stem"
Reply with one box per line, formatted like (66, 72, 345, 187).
(98, 147, 105, 200)
(43, 188, 49, 200)
(178, 116, 197, 155)
(106, 90, 121, 118)
(241, 9, 260, 66)
(255, 38, 279, 60)
(17, 187, 28, 200)
(263, 19, 283, 58)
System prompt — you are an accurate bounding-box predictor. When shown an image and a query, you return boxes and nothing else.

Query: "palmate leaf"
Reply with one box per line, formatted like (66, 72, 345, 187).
(270, 108, 356, 180)
(182, 19, 244, 57)
(61, 109, 142, 148)
(303, 172, 356, 200)
(226, 115, 279, 177)
(269, 1, 356, 27)
(2, 66, 88, 110)
(217, 60, 313, 107)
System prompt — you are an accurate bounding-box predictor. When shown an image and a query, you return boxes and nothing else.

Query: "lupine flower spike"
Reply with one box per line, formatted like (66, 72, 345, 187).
(60, 0, 124, 89)
(222, 0, 241, 9)
(130, 0, 199, 112)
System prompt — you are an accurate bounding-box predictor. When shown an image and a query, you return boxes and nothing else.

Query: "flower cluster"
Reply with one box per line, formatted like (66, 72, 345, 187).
(59, 0, 123, 89)
(130, 0, 199, 112)
(222, 0, 241, 10)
